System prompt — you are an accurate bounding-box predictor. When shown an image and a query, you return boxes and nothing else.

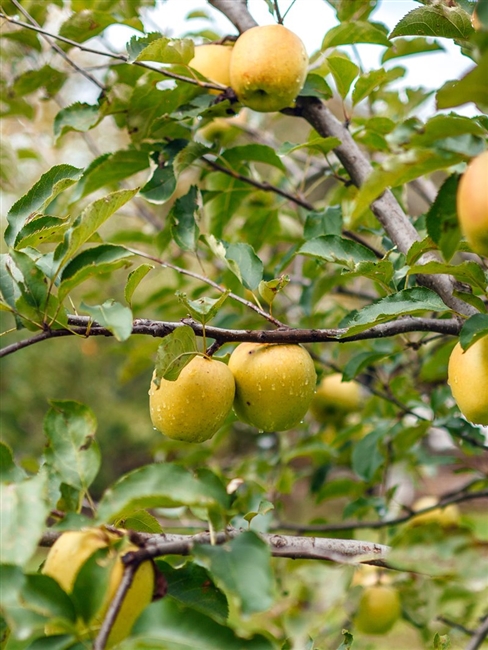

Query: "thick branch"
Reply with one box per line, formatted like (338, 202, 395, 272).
(41, 526, 390, 566)
(465, 616, 488, 650)
(0, 315, 462, 358)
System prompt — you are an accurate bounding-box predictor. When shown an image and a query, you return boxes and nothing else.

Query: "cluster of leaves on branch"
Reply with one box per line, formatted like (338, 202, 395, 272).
(1, 0, 488, 648)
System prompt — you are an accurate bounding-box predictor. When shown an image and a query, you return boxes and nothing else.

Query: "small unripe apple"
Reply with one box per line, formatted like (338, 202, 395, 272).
(355, 585, 401, 635)
(310, 373, 361, 423)
(149, 355, 235, 442)
(42, 528, 154, 647)
(229, 24, 308, 112)
(228, 342, 316, 431)
(410, 496, 460, 528)
(456, 150, 488, 257)
(447, 336, 488, 425)
(189, 44, 233, 94)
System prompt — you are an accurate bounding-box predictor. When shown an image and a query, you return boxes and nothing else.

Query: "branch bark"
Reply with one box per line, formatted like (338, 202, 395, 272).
(0, 315, 462, 358)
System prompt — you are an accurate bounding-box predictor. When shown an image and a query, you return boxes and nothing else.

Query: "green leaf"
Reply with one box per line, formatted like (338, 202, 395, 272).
(390, 6, 474, 39)
(326, 55, 359, 98)
(71, 547, 114, 624)
(352, 68, 389, 105)
(74, 150, 150, 199)
(340, 287, 449, 336)
(5, 164, 83, 247)
(300, 73, 333, 100)
(408, 260, 487, 293)
(116, 509, 164, 534)
(58, 9, 121, 43)
(124, 263, 154, 306)
(54, 103, 100, 140)
(279, 137, 341, 157)
(140, 164, 177, 203)
(381, 36, 444, 63)
(224, 242, 264, 290)
(43, 400, 100, 493)
(258, 276, 290, 306)
(342, 352, 389, 382)
(193, 531, 275, 616)
(169, 185, 200, 251)
(299, 235, 378, 267)
(177, 292, 230, 326)
(327, 0, 378, 22)
(459, 314, 488, 350)
(132, 597, 274, 649)
(96, 463, 221, 523)
(352, 149, 466, 219)
(0, 568, 76, 640)
(54, 188, 138, 271)
(126, 33, 163, 61)
(80, 300, 133, 341)
(0, 442, 26, 483)
(14, 216, 69, 250)
(156, 560, 228, 623)
(352, 428, 385, 481)
(153, 325, 197, 384)
(222, 144, 286, 172)
(337, 630, 354, 650)
(0, 472, 50, 566)
(436, 52, 488, 112)
(322, 21, 391, 49)
(58, 245, 133, 301)
(303, 206, 342, 238)
(12, 65, 67, 96)
(426, 174, 461, 261)
(129, 35, 194, 64)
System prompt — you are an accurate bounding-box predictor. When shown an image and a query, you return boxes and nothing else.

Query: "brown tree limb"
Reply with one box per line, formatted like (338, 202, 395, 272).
(465, 615, 488, 650)
(0, 315, 462, 358)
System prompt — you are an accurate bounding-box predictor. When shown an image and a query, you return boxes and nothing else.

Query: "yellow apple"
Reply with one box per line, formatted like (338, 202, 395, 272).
(149, 355, 235, 442)
(228, 342, 316, 431)
(310, 373, 361, 423)
(457, 150, 488, 257)
(189, 44, 233, 94)
(42, 528, 154, 647)
(410, 496, 460, 528)
(229, 24, 308, 112)
(354, 585, 401, 635)
(447, 336, 488, 425)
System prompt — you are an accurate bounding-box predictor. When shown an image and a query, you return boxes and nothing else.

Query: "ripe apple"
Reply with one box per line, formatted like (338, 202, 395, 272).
(42, 528, 154, 647)
(410, 496, 460, 528)
(228, 342, 316, 431)
(447, 336, 488, 425)
(456, 150, 488, 257)
(354, 585, 401, 635)
(309, 373, 361, 423)
(229, 24, 308, 112)
(149, 355, 235, 442)
(189, 44, 233, 94)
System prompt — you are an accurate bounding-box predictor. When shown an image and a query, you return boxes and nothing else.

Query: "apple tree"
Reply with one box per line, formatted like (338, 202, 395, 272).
(1, 0, 488, 648)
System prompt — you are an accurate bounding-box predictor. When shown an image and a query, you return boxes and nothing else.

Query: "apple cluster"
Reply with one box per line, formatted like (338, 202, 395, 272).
(149, 342, 317, 442)
(189, 24, 309, 112)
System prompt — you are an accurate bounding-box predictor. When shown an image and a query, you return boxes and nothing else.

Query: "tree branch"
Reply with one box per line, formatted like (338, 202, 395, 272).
(40, 526, 391, 566)
(0, 315, 462, 358)
(206, 0, 479, 319)
(465, 615, 488, 650)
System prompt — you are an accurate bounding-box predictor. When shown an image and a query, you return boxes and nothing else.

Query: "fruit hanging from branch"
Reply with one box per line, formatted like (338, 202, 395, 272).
(149, 355, 235, 442)
(447, 335, 488, 425)
(228, 342, 316, 431)
(189, 43, 233, 93)
(229, 24, 309, 112)
(354, 585, 402, 635)
(456, 150, 488, 258)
